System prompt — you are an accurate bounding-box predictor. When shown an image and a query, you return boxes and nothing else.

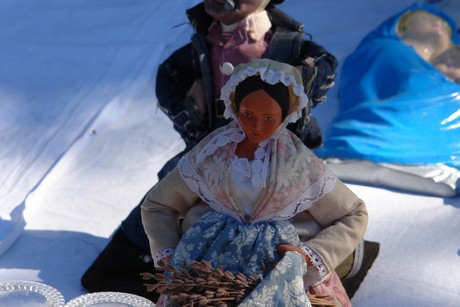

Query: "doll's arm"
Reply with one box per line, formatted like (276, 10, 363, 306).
(141, 167, 200, 267)
(296, 40, 338, 106)
(301, 179, 368, 285)
(277, 244, 314, 267)
(287, 40, 337, 148)
(155, 44, 207, 148)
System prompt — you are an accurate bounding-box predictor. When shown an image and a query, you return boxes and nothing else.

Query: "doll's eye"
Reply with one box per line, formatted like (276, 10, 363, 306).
(265, 116, 273, 121)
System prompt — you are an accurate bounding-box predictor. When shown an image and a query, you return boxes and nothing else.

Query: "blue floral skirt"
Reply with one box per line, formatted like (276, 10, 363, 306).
(170, 210, 301, 278)
(166, 210, 311, 306)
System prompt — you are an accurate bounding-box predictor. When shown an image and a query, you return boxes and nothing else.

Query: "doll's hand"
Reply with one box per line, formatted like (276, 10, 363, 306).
(158, 256, 170, 268)
(277, 244, 313, 267)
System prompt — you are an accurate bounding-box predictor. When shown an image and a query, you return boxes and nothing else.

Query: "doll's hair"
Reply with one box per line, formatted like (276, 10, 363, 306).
(234, 75, 290, 119)
(397, 9, 452, 36)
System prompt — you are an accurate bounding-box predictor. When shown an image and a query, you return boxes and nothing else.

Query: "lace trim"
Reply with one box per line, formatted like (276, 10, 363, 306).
(293, 168, 336, 212)
(232, 156, 251, 177)
(301, 245, 328, 279)
(196, 123, 271, 188)
(153, 247, 175, 268)
(220, 65, 309, 124)
(197, 127, 244, 163)
(178, 155, 242, 220)
(232, 152, 272, 188)
(267, 168, 337, 221)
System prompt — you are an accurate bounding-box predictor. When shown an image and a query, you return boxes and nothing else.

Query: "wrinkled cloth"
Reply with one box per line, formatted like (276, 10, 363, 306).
(316, 3, 460, 173)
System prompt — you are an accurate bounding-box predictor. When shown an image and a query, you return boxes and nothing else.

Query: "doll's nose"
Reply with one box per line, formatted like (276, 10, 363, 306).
(252, 119, 263, 130)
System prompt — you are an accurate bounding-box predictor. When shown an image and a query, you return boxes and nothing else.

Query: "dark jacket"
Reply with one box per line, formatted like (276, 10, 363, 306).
(156, 3, 337, 177)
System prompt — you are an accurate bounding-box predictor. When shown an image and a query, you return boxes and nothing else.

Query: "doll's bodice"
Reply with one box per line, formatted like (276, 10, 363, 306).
(230, 156, 264, 217)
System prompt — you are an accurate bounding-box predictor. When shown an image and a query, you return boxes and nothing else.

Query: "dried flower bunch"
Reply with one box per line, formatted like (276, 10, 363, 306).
(142, 259, 257, 306)
(142, 259, 335, 307)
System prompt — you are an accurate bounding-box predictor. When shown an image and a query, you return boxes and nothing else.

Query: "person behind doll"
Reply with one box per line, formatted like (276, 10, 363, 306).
(81, 0, 379, 301)
(142, 59, 368, 307)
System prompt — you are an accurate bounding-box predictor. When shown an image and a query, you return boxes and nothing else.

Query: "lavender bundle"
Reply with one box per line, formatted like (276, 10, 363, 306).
(142, 260, 256, 306)
(142, 259, 334, 306)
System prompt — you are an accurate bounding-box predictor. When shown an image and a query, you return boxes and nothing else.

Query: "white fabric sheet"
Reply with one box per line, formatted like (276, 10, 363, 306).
(0, 0, 459, 306)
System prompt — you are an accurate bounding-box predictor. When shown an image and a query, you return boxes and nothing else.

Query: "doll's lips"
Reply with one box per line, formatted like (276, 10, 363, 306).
(250, 132, 263, 139)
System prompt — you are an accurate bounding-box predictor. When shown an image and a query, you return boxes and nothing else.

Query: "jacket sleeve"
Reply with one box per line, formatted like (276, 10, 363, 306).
(155, 43, 207, 147)
(141, 167, 201, 257)
(296, 39, 337, 106)
(302, 178, 368, 284)
(287, 39, 337, 149)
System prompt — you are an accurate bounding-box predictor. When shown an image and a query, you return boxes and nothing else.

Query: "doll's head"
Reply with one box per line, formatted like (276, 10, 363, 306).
(396, 9, 455, 62)
(397, 9, 452, 38)
(220, 58, 310, 136)
(235, 82, 286, 145)
(203, 0, 282, 25)
(397, 10, 452, 36)
(234, 75, 290, 119)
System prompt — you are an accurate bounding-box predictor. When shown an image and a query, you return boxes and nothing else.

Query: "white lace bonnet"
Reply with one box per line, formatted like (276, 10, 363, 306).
(195, 59, 312, 174)
(220, 58, 311, 126)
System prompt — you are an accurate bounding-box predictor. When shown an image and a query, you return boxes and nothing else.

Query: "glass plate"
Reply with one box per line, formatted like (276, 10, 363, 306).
(0, 280, 65, 307)
(65, 292, 155, 307)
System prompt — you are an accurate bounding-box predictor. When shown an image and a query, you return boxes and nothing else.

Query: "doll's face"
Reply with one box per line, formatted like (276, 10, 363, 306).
(204, 0, 267, 25)
(238, 89, 283, 145)
(398, 10, 451, 40)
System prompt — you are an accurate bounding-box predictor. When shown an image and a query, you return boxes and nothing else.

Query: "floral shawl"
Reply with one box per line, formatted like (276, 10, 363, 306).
(178, 59, 336, 222)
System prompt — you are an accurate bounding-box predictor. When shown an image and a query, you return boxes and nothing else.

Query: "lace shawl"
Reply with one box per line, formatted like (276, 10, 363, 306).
(177, 121, 336, 222)
(177, 59, 335, 221)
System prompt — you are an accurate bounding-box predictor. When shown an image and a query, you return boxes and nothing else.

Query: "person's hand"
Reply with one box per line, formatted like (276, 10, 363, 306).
(277, 244, 313, 267)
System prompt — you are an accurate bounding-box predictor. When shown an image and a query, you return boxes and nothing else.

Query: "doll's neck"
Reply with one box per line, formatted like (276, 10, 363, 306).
(235, 139, 258, 160)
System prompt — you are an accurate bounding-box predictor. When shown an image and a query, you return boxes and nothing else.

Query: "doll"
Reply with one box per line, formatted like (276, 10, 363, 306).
(142, 59, 368, 306)
(155, 0, 337, 178)
(82, 1, 378, 301)
(397, 8, 453, 63)
(316, 3, 460, 197)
